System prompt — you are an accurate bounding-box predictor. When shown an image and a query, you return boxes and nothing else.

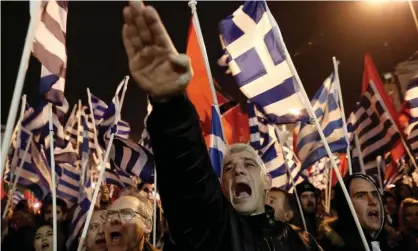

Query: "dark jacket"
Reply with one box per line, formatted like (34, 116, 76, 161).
(147, 95, 320, 251)
(317, 174, 391, 251)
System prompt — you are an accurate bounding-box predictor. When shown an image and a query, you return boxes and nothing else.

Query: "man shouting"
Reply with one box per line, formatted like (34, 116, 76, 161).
(122, 1, 322, 250)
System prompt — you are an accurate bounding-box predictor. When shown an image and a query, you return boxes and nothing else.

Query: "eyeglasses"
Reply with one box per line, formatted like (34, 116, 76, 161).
(100, 208, 148, 223)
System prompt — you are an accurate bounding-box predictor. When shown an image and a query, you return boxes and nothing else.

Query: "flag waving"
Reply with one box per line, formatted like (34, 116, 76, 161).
(219, 0, 307, 124)
(31, 0, 68, 105)
(296, 73, 347, 169)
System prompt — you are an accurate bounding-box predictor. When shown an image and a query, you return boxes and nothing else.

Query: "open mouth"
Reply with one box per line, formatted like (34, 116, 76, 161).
(41, 242, 50, 250)
(234, 182, 252, 199)
(368, 210, 379, 219)
(110, 231, 123, 244)
(95, 237, 106, 245)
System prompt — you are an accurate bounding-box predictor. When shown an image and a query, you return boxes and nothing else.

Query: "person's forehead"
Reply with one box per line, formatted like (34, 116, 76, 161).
(406, 205, 418, 211)
(109, 197, 139, 211)
(91, 210, 105, 223)
(224, 150, 257, 163)
(37, 225, 52, 234)
(350, 178, 376, 192)
(144, 183, 154, 189)
(301, 191, 315, 196)
(268, 190, 285, 199)
(46, 204, 62, 210)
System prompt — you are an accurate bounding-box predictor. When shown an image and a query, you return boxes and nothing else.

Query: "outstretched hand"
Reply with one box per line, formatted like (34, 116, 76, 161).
(122, 1, 192, 101)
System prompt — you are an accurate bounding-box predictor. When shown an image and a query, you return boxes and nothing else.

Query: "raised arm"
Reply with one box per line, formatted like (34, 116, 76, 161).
(122, 1, 233, 249)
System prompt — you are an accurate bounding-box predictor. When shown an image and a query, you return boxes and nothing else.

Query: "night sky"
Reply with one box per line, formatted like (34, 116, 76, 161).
(2, 1, 418, 140)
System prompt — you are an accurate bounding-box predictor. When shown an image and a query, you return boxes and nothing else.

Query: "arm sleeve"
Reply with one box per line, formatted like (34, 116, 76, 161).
(147, 94, 233, 249)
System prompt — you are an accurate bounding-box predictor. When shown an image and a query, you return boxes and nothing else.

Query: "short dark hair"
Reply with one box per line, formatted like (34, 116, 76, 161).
(269, 187, 296, 212)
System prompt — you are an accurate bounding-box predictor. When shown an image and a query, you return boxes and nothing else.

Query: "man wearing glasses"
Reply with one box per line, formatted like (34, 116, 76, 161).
(100, 196, 157, 251)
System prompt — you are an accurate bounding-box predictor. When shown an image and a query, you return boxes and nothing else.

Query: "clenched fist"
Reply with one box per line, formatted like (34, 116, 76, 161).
(122, 1, 192, 101)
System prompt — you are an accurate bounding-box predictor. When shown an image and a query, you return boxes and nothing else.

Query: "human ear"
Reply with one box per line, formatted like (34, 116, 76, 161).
(264, 174, 272, 190)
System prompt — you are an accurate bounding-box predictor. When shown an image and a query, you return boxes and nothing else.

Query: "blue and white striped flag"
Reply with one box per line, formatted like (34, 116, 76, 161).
(90, 94, 108, 125)
(219, 0, 307, 124)
(296, 73, 347, 169)
(12, 191, 25, 209)
(56, 163, 80, 207)
(66, 170, 92, 250)
(98, 78, 131, 138)
(282, 141, 305, 192)
(105, 162, 135, 189)
(5, 126, 49, 199)
(248, 102, 288, 188)
(31, 0, 68, 106)
(209, 105, 227, 178)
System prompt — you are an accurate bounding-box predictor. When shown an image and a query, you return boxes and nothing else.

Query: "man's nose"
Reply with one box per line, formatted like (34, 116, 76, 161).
(233, 165, 246, 175)
(98, 223, 105, 234)
(367, 194, 378, 205)
(109, 217, 122, 226)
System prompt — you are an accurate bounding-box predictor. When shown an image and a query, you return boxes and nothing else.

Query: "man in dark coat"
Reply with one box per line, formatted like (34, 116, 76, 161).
(295, 181, 322, 238)
(121, 1, 322, 250)
(318, 173, 391, 251)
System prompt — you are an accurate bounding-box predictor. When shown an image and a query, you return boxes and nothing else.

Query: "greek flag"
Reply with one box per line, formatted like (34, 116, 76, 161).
(348, 84, 400, 173)
(208, 105, 227, 178)
(248, 102, 289, 188)
(66, 170, 92, 250)
(219, 0, 307, 124)
(56, 163, 80, 207)
(296, 73, 347, 169)
(31, 0, 68, 106)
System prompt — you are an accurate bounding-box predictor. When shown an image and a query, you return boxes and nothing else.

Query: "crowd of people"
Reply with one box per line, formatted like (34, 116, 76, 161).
(1, 1, 418, 251)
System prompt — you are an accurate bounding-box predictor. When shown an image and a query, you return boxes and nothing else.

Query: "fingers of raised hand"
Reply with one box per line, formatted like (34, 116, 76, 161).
(129, 1, 153, 46)
(122, 7, 143, 59)
(143, 6, 176, 51)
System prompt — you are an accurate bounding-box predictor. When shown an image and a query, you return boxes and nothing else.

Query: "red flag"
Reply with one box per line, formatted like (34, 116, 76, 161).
(186, 18, 249, 147)
(222, 104, 249, 144)
(186, 17, 214, 144)
(1, 181, 6, 200)
(362, 54, 401, 130)
(331, 154, 348, 186)
(363, 54, 405, 162)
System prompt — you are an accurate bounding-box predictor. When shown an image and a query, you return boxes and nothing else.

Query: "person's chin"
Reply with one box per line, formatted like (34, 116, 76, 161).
(233, 199, 255, 215)
(107, 245, 125, 251)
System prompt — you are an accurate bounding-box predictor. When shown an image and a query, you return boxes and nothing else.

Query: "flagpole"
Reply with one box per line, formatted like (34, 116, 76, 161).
(77, 131, 116, 251)
(333, 57, 353, 175)
(78, 81, 130, 251)
(76, 100, 82, 155)
(354, 132, 366, 174)
(2, 133, 33, 219)
(265, 5, 370, 251)
(376, 156, 384, 194)
(276, 128, 307, 232)
(152, 169, 157, 246)
(64, 104, 78, 132)
(188, 0, 225, 140)
(0, 1, 42, 179)
(408, 0, 418, 34)
(327, 160, 333, 214)
(48, 103, 58, 251)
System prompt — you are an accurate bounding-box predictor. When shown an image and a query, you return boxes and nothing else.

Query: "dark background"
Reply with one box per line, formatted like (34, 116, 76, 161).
(2, 1, 418, 140)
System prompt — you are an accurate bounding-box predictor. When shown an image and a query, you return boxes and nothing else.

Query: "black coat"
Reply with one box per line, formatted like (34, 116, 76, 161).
(147, 95, 320, 251)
